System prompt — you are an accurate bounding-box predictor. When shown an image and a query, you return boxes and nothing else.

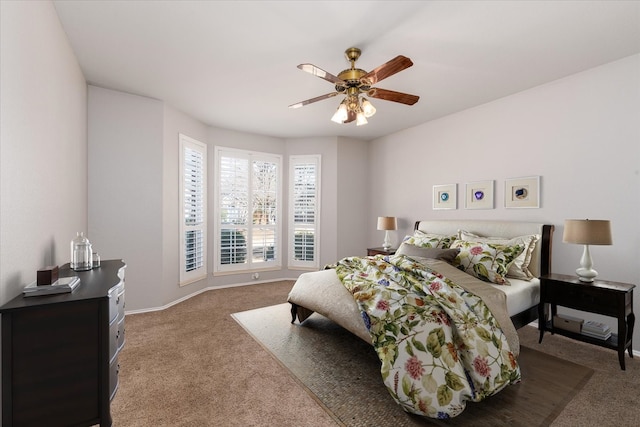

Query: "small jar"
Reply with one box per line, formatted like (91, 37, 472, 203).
(92, 252, 100, 268)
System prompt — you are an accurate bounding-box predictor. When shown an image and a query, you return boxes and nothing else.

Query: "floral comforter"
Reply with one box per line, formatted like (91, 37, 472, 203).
(333, 254, 521, 419)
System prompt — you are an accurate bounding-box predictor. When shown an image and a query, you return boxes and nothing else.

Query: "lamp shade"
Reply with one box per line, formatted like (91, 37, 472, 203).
(377, 216, 397, 231)
(563, 219, 612, 245)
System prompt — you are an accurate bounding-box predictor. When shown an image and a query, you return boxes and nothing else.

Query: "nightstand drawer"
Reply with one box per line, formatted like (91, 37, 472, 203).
(367, 247, 396, 256)
(546, 283, 618, 315)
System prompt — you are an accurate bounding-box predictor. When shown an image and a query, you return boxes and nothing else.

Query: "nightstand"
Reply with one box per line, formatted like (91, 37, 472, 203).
(367, 247, 396, 256)
(538, 273, 635, 370)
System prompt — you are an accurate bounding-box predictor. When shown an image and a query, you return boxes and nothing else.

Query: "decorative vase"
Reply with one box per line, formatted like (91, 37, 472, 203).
(71, 232, 93, 271)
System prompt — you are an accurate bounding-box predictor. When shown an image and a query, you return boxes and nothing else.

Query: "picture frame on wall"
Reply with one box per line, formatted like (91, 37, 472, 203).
(505, 176, 540, 208)
(465, 180, 494, 209)
(433, 184, 457, 210)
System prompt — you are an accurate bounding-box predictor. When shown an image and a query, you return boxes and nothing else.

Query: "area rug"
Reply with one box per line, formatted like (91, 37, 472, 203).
(232, 303, 594, 427)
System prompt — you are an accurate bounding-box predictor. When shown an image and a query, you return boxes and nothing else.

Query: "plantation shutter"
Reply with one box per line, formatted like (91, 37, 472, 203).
(289, 155, 321, 269)
(219, 155, 249, 265)
(215, 148, 281, 273)
(252, 160, 278, 263)
(179, 134, 207, 285)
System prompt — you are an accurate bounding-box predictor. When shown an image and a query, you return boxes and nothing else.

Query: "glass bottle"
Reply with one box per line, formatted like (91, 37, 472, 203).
(71, 232, 93, 271)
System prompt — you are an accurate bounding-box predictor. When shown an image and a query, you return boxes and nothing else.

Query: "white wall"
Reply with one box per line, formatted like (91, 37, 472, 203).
(284, 137, 351, 268)
(18, 1, 633, 329)
(368, 54, 640, 339)
(88, 86, 164, 311)
(337, 137, 369, 258)
(206, 127, 288, 288)
(162, 105, 209, 305)
(86, 54, 639, 323)
(0, 0, 87, 304)
(87, 97, 353, 309)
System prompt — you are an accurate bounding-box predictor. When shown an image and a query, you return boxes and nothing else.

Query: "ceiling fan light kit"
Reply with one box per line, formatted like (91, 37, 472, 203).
(361, 98, 376, 118)
(290, 47, 419, 126)
(355, 111, 368, 126)
(330, 101, 348, 123)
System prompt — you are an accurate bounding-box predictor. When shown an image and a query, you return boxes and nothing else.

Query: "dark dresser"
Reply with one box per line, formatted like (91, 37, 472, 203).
(1, 260, 126, 427)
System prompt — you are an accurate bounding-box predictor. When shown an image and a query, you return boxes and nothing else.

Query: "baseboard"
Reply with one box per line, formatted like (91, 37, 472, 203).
(124, 278, 298, 316)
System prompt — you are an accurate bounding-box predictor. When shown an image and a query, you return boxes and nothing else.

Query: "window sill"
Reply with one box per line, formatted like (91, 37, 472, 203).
(212, 266, 281, 277)
(288, 266, 320, 272)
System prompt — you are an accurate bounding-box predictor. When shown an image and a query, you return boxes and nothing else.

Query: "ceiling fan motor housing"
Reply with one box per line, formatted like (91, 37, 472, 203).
(336, 68, 368, 90)
(290, 46, 419, 123)
(337, 48, 369, 92)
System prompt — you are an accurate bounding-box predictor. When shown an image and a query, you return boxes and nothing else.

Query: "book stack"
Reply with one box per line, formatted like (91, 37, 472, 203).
(23, 276, 80, 297)
(582, 320, 612, 341)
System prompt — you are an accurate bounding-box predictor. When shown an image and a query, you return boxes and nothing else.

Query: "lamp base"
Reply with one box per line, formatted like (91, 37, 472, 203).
(382, 230, 391, 251)
(576, 244, 598, 282)
(576, 267, 597, 282)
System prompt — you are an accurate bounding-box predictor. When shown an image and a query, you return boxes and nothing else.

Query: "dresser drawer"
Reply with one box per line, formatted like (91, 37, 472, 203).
(109, 358, 120, 400)
(109, 318, 118, 362)
(546, 282, 618, 316)
(117, 317, 126, 351)
(117, 290, 125, 320)
(108, 281, 125, 323)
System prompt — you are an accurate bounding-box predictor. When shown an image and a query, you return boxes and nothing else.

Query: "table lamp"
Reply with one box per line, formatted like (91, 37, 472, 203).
(377, 216, 397, 250)
(562, 219, 612, 282)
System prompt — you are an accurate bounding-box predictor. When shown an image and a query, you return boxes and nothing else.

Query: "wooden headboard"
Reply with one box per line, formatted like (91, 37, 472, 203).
(414, 220, 554, 277)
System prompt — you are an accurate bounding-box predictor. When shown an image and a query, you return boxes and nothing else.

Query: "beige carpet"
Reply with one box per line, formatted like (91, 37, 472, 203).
(233, 303, 594, 426)
(111, 281, 640, 426)
(518, 321, 640, 426)
(110, 281, 337, 427)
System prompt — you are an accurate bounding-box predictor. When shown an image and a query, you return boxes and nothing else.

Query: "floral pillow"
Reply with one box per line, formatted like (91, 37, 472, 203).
(402, 230, 457, 249)
(458, 230, 539, 280)
(450, 240, 525, 285)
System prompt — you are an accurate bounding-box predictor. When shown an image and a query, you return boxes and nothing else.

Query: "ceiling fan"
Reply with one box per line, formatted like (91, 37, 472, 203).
(289, 47, 419, 126)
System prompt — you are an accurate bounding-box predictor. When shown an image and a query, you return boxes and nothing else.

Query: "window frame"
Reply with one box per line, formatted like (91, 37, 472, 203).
(179, 134, 207, 286)
(213, 146, 282, 275)
(288, 155, 321, 270)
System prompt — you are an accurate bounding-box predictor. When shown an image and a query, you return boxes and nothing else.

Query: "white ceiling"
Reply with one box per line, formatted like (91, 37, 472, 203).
(53, 1, 640, 141)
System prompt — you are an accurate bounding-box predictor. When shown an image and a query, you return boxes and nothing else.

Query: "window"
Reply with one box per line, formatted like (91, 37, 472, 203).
(288, 155, 321, 269)
(179, 134, 207, 285)
(214, 147, 281, 273)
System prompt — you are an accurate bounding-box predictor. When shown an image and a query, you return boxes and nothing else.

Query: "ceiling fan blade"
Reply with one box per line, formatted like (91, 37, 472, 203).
(289, 92, 339, 109)
(360, 55, 413, 86)
(297, 64, 345, 85)
(344, 110, 356, 123)
(367, 88, 419, 105)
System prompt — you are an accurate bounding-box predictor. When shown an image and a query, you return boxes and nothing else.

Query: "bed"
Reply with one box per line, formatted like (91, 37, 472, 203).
(287, 219, 554, 418)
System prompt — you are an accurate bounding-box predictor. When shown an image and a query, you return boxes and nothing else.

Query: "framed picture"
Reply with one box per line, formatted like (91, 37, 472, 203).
(433, 184, 457, 210)
(505, 176, 540, 208)
(465, 180, 494, 209)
